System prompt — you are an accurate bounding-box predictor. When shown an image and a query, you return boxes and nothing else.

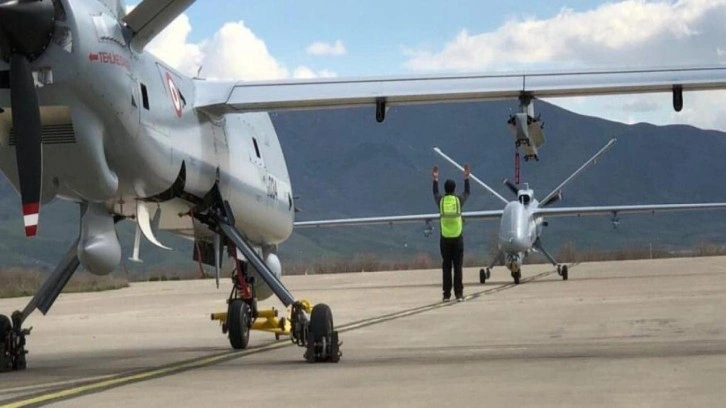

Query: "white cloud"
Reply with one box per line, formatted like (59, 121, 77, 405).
(402, 0, 726, 131)
(306, 40, 347, 56)
(292, 66, 339, 79)
(146, 15, 336, 80)
(405, 0, 726, 71)
(145, 13, 203, 76)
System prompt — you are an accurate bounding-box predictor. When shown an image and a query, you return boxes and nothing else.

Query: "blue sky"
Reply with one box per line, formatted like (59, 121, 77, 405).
(183, 1, 610, 76)
(147, 1, 726, 131)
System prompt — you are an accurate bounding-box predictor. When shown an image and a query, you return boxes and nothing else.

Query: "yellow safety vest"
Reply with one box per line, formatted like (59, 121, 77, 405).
(439, 195, 462, 238)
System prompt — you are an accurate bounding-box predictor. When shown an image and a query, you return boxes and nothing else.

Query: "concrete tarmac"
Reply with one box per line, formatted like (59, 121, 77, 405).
(1, 257, 726, 407)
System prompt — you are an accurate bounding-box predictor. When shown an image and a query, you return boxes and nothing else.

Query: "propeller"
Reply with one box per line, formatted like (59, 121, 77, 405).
(502, 178, 519, 196)
(0, 0, 55, 236)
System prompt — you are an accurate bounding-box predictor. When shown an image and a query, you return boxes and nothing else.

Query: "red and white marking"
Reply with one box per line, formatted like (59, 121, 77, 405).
(166, 72, 183, 118)
(23, 202, 39, 237)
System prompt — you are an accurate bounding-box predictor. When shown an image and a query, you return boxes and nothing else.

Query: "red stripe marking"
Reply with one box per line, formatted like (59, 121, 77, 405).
(25, 225, 37, 237)
(23, 202, 39, 216)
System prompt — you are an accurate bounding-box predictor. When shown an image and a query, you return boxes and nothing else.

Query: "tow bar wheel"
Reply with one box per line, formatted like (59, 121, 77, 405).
(228, 300, 251, 350)
(305, 303, 340, 363)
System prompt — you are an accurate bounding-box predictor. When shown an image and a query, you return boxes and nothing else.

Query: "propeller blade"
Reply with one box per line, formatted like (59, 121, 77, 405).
(502, 178, 519, 196)
(0, 0, 55, 237)
(9, 54, 43, 236)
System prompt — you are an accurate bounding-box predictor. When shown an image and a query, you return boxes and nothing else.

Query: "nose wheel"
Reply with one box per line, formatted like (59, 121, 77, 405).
(511, 270, 521, 284)
(227, 300, 252, 350)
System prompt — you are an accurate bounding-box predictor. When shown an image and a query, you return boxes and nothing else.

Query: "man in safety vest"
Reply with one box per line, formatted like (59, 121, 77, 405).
(432, 164, 470, 302)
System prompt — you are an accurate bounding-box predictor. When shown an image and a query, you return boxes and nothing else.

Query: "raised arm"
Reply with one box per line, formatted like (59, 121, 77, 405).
(459, 164, 471, 206)
(432, 165, 441, 205)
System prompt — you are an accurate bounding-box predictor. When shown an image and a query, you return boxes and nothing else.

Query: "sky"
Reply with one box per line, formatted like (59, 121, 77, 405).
(142, 0, 726, 131)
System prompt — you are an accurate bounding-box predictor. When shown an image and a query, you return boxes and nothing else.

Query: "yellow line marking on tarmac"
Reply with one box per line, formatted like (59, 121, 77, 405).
(0, 374, 122, 394)
(1, 342, 290, 408)
(2, 267, 562, 408)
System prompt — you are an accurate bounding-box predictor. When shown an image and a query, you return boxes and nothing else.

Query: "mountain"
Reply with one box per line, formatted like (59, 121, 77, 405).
(2, 98, 726, 275)
(275, 99, 726, 264)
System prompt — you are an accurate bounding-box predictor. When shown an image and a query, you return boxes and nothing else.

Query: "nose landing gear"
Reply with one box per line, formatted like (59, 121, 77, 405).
(198, 185, 341, 363)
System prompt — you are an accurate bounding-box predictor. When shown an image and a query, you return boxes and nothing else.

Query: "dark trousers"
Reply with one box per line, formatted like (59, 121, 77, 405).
(440, 235, 464, 298)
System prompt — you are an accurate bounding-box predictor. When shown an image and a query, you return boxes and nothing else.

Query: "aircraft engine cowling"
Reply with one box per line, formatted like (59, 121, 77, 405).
(252, 253, 282, 300)
(77, 203, 121, 276)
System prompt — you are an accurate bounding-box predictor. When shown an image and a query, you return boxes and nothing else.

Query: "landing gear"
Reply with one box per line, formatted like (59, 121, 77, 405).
(198, 184, 341, 363)
(479, 268, 491, 284)
(557, 265, 569, 281)
(305, 304, 340, 363)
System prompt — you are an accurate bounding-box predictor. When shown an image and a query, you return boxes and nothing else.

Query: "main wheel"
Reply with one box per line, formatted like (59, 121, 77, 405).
(306, 303, 338, 363)
(479, 268, 487, 284)
(227, 300, 251, 350)
(0, 315, 10, 339)
(513, 271, 521, 285)
(0, 314, 9, 371)
(561, 265, 569, 281)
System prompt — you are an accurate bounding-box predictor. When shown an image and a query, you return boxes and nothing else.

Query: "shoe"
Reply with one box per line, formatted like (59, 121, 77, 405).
(456, 296, 464, 302)
(442, 297, 451, 303)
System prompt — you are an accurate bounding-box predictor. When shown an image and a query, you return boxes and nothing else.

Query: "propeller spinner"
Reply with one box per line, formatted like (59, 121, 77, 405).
(0, 0, 55, 236)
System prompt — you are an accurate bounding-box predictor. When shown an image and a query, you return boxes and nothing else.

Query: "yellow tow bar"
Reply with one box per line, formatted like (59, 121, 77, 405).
(211, 299, 313, 340)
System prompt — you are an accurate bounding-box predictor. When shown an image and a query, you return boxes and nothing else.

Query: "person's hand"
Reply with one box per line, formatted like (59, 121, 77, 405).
(463, 164, 470, 179)
(432, 165, 439, 181)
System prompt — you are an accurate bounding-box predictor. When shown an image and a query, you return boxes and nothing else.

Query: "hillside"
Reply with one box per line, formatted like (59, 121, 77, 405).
(278, 100, 726, 264)
(1, 99, 726, 276)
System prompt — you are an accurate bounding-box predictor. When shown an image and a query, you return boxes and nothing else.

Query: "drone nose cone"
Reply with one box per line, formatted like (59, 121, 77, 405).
(0, 0, 55, 60)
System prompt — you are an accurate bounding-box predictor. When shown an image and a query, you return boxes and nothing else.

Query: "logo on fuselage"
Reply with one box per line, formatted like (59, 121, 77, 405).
(88, 51, 130, 70)
(165, 72, 183, 118)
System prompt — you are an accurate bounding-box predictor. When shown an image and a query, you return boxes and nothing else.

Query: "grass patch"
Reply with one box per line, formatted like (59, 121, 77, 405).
(0, 267, 129, 299)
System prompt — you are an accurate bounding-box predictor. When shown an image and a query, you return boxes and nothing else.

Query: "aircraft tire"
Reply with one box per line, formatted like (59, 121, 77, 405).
(227, 300, 251, 350)
(479, 268, 487, 284)
(0, 315, 10, 339)
(513, 271, 521, 285)
(0, 314, 9, 371)
(306, 303, 337, 363)
(561, 265, 568, 281)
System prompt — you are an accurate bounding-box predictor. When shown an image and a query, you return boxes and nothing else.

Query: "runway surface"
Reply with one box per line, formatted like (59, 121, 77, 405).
(1, 257, 726, 407)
